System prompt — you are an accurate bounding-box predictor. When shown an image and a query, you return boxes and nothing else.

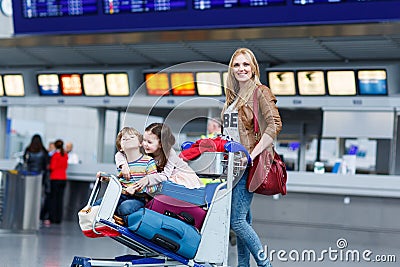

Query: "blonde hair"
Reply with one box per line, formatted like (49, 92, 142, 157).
(224, 48, 261, 109)
(116, 127, 143, 151)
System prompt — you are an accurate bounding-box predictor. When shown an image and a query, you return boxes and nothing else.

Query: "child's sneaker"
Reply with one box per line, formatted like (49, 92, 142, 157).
(113, 215, 125, 226)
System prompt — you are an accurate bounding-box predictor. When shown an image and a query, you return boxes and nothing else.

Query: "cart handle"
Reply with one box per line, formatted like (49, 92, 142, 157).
(224, 141, 251, 165)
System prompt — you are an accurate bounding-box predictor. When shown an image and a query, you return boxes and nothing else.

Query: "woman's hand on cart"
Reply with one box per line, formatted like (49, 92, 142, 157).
(224, 141, 252, 166)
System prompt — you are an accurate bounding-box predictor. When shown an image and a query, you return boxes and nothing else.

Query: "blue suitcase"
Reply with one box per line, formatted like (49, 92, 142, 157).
(159, 181, 221, 207)
(127, 208, 201, 259)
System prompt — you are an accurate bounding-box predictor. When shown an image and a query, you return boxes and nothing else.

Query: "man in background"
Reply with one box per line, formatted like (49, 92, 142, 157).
(66, 142, 80, 164)
(201, 117, 222, 139)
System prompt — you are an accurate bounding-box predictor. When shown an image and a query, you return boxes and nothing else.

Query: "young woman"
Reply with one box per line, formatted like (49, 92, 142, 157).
(116, 123, 203, 192)
(222, 48, 282, 267)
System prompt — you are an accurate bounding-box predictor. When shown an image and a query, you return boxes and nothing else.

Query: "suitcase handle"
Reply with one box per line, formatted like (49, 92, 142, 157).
(161, 221, 184, 239)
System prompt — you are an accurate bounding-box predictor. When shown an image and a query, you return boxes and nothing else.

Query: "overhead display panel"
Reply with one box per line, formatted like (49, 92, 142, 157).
(357, 70, 387, 96)
(145, 72, 170, 96)
(82, 73, 106, 96)
(297, 70, 325, 96)
(267, 71, 296, 96)
(38, 74, 60, 95)
(170, 72, 196, 96)
(327, 70, 356, 96)
(196, 72, 223, 96)
(12, 1, 400, 34)
(3, 74, 25, 96)
(23, 0, 97, 18)
(106, 73, 130, 96)
(104, 0, 187, 14)
(60, 73, 83, 96)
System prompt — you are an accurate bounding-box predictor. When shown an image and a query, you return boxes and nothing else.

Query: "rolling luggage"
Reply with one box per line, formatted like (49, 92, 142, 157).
(159, 181, 221, 207)
(127, 208, 201, 259)
(146, 194, 207, 230)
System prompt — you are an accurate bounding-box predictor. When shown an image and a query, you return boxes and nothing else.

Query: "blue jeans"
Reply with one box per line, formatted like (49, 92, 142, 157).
(230, 169, 272, 267)
(116, 194, 145, 216)
(94, 194, 145, 216)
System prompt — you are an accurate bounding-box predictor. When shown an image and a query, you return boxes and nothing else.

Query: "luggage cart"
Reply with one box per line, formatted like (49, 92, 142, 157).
(71, 141, 250, 267)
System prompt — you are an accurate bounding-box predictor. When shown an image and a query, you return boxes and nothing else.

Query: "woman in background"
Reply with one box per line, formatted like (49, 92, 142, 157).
(47, 139, 68, 225)
(23, 134, 49, 174)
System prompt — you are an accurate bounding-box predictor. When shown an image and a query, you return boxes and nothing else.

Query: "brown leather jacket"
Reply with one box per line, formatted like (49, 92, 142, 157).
(237, 85, 282, 155)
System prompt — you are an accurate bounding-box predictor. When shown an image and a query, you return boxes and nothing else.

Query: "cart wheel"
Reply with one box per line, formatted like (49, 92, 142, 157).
(71, 256, 91, 267)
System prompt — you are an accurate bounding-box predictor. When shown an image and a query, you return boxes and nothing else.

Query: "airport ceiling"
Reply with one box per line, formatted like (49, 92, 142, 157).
(1, 22, 400, 68)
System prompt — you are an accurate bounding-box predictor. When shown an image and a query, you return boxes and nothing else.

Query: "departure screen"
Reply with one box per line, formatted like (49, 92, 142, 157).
(23, 0, 97, 18)
(103, 0, 187, 14)
(60, 74, 83, 96)
(196, 72, 223, 96)
(145, 72, 171, 96)
(327, 70, 357, 96)
(13, 1, 400, 35)
(106, 73, 130, 96)
(297, 70, 326, 96)
(267, 71, 296, 96)
(357, 70, 387, 95)
(82, 73, 106, 96)
(170, 72, 196, 96)
(3, 74, 25, 96)
(38, 74, 61, 95)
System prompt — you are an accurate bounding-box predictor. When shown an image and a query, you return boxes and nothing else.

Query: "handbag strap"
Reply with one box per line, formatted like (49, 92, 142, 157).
(253, 86, 260, 139)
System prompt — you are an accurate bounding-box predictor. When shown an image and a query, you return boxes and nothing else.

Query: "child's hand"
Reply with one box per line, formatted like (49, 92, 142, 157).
(96, 171, 110, 182)
(125, 186, 136, 195)
(130, 176, 149, 192)
(121, 164, 130, 180)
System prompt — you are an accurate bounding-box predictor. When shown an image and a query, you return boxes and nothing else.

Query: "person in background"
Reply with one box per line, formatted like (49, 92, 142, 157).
(221, 48, 282, 267)
(116, 123, 203, 191)
(24, 134, 51, 227)
(41, 141, 55, 225)
(46, 139, 68, 225)
(66, 142, 80, 164)
(23, 134, 49, 175)
(48, 142, 56, 157)
(201, 117, 222, 139)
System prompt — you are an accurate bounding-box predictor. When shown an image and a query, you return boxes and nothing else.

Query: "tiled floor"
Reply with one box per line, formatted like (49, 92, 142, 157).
(0, 220, 398, 267)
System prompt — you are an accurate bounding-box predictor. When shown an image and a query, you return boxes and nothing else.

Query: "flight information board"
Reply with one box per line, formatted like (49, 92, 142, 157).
(12, 0, 400, 34)
(103, 0, 187, 14)
(23, 0, 97, 18)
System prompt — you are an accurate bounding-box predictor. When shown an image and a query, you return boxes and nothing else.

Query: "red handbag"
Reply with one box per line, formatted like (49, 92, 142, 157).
(246, 87, 287, 196)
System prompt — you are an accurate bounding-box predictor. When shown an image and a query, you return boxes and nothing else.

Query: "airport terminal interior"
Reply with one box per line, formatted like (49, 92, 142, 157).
(1, 1, 400, 266)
